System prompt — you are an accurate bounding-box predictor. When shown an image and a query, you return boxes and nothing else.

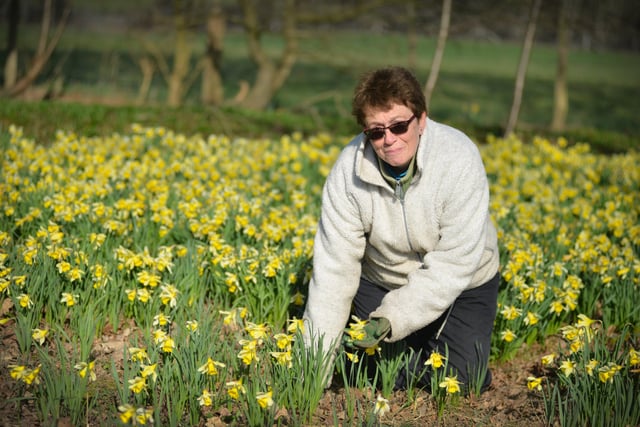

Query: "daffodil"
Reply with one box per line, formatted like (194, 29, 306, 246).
(9, 365, 27, 381)
(18, 293, 33, 309)
(598, 363, 622, 383)
(118, 404, 136, 423)
(128, 376, 146, 394)
(245, 322, 269, 340)
(135, 407, 154, 425)
(559, 360, 575, 377)
(291, 291, 305, 306)
(500, 329, 517, 342)
(439, 376, 462, 394)
(198, 389, 213, 407)
(32, 328, 49, 345)
(159, 284, 179, 307)
(23, 365, 41, 385)
(136, 288, 151, 303)
(424, 350, 446, 369)
(500, 305, 522, 320)
(541, 353, 556, 366)
(128, 347, 149, 362)
(198, 357, 225, 376)
(524, 311, 540, 326)
(152, 313, 171, 327)
(60, 292, 79, 307)
(374, 394, 390, 417)
(226, 379, 246, 400)
(140, 363, 157, 382)
(585, 359, 598, 376)
(160, 336, 174, 353)
(270, 350, 293, 368)
(629, 348, 639, 366)
(74, 361, 96, 382)
(238, 339, 259, 365)
(287, 317, 304, 334)
(152, 329, 167, 344)
(273, 333, 294, 350)
(256, 389, 274, 409)
(186, 320, 199, 332)
(527, 376, 542, 391)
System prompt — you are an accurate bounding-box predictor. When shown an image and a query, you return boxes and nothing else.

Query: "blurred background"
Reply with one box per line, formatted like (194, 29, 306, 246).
(1, 0, 639, 149)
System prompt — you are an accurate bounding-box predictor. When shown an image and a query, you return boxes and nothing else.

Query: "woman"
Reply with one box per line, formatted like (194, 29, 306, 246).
(303, 66, 500, 393)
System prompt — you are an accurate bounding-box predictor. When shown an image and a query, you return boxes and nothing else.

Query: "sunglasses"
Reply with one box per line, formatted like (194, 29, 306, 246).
(363, 115, 416, 141)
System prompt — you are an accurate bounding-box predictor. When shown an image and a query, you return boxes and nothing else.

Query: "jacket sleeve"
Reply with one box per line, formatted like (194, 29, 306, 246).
(303, 148, 367, 358)
(371, 138, 492, 342)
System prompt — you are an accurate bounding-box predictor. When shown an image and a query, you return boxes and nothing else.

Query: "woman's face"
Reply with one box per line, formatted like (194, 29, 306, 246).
(363, 103, 426, 170)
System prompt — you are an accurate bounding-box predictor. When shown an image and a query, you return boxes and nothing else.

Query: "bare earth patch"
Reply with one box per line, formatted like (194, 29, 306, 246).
(1, 322, 551, 427)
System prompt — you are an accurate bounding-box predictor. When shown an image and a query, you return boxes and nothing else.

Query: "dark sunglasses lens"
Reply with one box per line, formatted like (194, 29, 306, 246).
(389, 122, 410, 135)
(365, 129, 385, 140)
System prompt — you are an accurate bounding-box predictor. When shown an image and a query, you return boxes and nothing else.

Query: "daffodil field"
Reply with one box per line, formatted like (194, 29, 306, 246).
(1, 124, 638, 426)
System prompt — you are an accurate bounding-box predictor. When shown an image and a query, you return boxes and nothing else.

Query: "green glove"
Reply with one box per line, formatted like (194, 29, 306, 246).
(352, 317, 391, 349)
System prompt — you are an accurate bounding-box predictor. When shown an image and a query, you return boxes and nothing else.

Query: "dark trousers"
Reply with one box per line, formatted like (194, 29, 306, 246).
(351, 272, 500, 393)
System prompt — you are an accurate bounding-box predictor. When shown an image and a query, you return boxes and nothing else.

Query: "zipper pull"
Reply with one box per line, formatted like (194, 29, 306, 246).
(394, 179, 404, 200)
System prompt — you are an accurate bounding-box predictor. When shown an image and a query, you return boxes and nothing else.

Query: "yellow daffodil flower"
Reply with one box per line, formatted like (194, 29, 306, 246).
(152, 313, 170, 327)
(270, 351, 293, 368)
(287, 317, 304, 334)
(256, 389, 274, 409)
(272, 334, 293, 351)
(140, 363, 157, 382)
(186, 320, 199, 332)
(198, 389, 213, 407)
(128, 376, 146, 394)
(198, 357, 225, 376)
(245, 322, 269, 340)
(500, 329, 517, 342)
(527, 376, 542, 391)
(439, 376, 462, 394)
(598, 363, 621, 383)
(32, 328, 49, 345)
(374, 394, 390, 417)
(541, 353, 556, 366)
(585, 359, 598, 376)
(159, 284, 179, 307)
(226, 379, 246, 400)
(559, 360, 575, 377)
(75, 361, 96, 382)
(59, 292, 78, 307)
(128, 347, 149, 362)
(135, 407, 154, 425)
(18, 293, 33, 309)
(425, 351, 446, 369)
(161, 336, 174, 353)
(118, 404, 136, 423)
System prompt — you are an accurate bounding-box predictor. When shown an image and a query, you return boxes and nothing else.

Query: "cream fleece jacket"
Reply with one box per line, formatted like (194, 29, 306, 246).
(303, 118, 500, 359)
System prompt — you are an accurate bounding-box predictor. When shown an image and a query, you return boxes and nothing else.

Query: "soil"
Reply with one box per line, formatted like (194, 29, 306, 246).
(0, 323, 550, 427)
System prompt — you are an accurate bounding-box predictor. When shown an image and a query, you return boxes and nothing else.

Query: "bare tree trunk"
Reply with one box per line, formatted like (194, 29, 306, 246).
(201, 5, 225, 105)
(551, 0, 570, 132)
(4, 0, 20, 89)
(136, 56, 154, 105)
(406, 1, 418, 71)
(504, 0, 542, 137)
(167, 0, 193, 106)
(2, 0, 70, 98)
(237, 0, 297, 110)
(424, 0, 452, 109)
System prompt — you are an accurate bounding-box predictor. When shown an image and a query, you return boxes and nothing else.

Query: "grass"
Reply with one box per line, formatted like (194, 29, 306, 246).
(1, 27, 639, 152)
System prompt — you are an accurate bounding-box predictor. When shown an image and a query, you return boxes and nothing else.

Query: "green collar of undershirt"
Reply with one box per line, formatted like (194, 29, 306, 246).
(377, 155, 416, 194)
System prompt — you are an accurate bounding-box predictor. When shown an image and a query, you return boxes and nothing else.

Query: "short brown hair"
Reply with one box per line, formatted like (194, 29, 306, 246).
(352, 66, 427, 127)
